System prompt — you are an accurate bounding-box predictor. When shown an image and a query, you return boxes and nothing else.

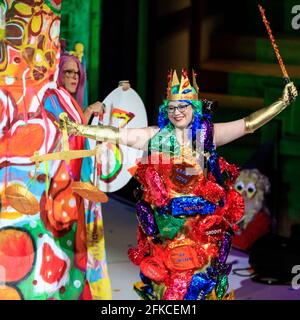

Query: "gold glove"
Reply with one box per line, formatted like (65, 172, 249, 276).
(59, 113, 120, 144)
(244, 82, 298, 133)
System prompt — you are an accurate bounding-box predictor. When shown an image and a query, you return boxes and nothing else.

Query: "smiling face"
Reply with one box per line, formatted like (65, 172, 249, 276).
(61, 58, 80, 94)
(167, 101, 193, 129)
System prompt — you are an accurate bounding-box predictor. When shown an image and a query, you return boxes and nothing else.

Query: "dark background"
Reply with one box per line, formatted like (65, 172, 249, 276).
(62, 0, 300, 236)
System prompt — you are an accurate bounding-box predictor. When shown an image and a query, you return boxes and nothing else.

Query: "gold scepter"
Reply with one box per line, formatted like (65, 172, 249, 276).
(29, 112, 108, 203)
(30, 112, 100, 166)
(4, 113, 104, 216)
(258, 4, 296, 102)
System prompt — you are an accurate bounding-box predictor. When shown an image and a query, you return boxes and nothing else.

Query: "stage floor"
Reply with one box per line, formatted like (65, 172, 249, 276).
(102, 196, 299, 300)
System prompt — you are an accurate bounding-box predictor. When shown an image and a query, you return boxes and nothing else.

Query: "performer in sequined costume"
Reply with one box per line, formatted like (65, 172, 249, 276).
(62, 69, 297, 300)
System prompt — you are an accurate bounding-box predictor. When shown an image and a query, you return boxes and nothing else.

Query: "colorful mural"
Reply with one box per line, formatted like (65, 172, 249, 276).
(0, 0, 110, 300)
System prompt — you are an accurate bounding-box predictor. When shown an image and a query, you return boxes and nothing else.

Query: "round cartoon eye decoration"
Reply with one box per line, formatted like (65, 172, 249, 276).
(234, 181, 244, 193)
(245, 182, 257, 199)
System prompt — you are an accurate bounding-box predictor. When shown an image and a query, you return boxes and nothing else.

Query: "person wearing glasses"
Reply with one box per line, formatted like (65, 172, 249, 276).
(58, 52, 105, 123)
(61, 69, 297, 300)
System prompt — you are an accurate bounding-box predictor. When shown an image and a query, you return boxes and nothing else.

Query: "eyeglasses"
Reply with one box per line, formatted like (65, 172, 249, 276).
(63, 69, 80, 78)
(167, 104, 190, 114)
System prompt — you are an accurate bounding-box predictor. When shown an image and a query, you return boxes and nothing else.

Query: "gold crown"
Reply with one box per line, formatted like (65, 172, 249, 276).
(166, 69, 199, 101)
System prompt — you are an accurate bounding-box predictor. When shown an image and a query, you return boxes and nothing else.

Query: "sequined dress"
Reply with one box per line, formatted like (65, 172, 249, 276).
(128, 114, 244, 300)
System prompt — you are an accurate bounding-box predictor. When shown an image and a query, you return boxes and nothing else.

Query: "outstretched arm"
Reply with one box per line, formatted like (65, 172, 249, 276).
(213, 119, 245, 147)
(60, 112, 159, 150)
(213, 82, 298, 147)
(119, 126, 159, 150)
